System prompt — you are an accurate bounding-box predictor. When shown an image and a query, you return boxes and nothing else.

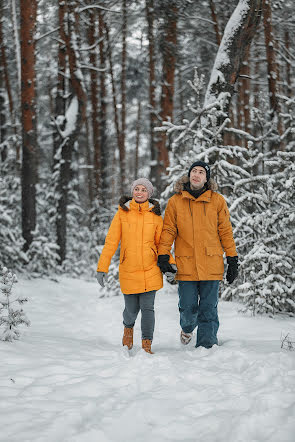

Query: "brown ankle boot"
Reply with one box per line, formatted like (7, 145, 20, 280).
(122, 327, 133, 349)
(142, 339, 154, 354)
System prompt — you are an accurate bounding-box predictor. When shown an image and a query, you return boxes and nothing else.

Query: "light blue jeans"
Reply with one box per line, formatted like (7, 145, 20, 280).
(178, 281, 219, 348)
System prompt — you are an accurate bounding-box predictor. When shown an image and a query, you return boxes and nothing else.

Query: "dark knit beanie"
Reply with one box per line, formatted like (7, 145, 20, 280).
(188, 161, 210, 182)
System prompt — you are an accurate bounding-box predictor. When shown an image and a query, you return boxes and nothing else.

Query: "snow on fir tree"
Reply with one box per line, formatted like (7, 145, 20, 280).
(159, 68, 248, 204)
(0, 150, 27, 271)
(222, 143, 295, 315)
(0, 267, 30, 341)
(26, 227, 60, 278)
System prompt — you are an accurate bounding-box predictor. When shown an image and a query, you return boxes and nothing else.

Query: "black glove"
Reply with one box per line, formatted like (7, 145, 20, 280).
(157, 255, 177, 274)
(226, 256, 239, 284)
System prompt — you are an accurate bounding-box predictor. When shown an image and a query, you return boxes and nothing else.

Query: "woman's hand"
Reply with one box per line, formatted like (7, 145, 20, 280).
(96, 272, 108, 288)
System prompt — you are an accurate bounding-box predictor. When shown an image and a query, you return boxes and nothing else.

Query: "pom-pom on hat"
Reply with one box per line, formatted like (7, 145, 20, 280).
(188, 161, 210, 182)
(130, 178, 154, 199)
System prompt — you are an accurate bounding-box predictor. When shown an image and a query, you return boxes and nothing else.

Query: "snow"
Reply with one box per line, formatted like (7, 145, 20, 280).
(60, 96, 79, 138)
(0, 277, 294, 442)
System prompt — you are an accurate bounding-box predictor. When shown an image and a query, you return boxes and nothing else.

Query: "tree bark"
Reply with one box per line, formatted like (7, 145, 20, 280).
(98, 11, 108, 206)
(209, 0, 221, 46)
(53, 0, 66, 168)
(134, 100, 141, 180)
(0, 14, 15, 139)
(262, 0, 281, 132)
(20, 0, 38, 251)
(205, 0, 262, 109)
(155, 2, 178, 191)
(56, 0, 86, 263)
(119, 0, 127, 193)
(88, 10, 100, 200)
(145, 0, 157, 185)
(105, 22, 120, 171)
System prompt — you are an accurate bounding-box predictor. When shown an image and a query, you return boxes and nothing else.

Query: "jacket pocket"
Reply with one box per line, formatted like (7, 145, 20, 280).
(205, 246, 224, 274)
(120, 248, 126, 264)
(175, 249, 193, 276)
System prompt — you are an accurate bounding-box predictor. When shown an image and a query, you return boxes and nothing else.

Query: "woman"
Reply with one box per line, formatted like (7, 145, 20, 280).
(96, 178, 174, 354)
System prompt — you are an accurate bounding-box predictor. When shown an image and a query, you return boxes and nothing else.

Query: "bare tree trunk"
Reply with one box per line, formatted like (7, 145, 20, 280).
(155, 2, 178, 191)
(205, 0, 262, 109)
(236, 45, 250, 145)
(209, 0, 221, 45)
(119, 0, 127, 193)
(284, 30, 291, 99)
(20, 0, 38, 251)
(105, 21, 121, 192)
(88, 10, 100, 200)
(56, 0, 86, 263)
(98, 11, 108, 206)
(0, 14, 15, 138)
(145, 0, 157, 185)
(53, 0, 66, 168)
(262, 0, 281, 133)
(134, 100, 141, 180)
(0, 70, 6, 161)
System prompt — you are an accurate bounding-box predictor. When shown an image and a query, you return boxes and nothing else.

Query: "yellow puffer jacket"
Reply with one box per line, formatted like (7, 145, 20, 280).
(158, 175, 237, 281)
(97, 197, 172, 294)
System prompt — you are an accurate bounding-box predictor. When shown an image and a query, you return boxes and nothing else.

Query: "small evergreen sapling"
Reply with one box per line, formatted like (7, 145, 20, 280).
(0, 267, 30, 341)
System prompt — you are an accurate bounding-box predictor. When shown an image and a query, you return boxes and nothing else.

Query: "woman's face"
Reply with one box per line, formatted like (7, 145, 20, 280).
(133, 185, 149, 203)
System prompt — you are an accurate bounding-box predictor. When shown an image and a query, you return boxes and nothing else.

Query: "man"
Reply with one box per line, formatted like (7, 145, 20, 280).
(157, 161, 238, 348)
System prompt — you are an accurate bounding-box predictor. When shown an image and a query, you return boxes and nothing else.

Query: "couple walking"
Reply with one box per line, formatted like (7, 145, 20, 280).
(96, 161, 239, 354)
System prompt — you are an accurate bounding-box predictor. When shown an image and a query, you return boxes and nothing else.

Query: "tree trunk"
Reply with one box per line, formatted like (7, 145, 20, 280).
(155, 2, 178, 191)
(88, 10, 100, 200)
(262, 0, 281, 133)
(134, 100, 141, 180)
(205, 0, 262, 109)
(145, 0, 157, 186)
(53, 0, 66, 168)
(119, 0, 127, 193)
(0, 14, 15, 140)
(209, 0, 221, 46)
(98, 11, 108, 206)
(20, 0, 38, 251)
(105, 21, 122, 199)
(56, 0, 86, 263)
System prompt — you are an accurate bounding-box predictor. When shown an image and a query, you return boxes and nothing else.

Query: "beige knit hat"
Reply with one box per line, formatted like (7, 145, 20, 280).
(130, 178, 154, 199)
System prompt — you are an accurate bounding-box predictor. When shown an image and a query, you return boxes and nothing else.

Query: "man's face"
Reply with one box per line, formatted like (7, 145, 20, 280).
(189, 166, 207, 190)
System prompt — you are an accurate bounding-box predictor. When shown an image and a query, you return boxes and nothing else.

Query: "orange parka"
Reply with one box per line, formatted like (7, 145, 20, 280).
(97, 197, 171, 295)
(158, 176, 237, 281)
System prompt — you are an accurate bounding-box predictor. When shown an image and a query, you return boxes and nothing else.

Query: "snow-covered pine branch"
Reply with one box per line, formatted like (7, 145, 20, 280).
(0, 267, 30, 342)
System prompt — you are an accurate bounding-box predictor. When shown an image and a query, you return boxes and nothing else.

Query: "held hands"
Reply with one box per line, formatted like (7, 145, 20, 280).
(226, 256, 239, 284)
(96, 272, 108, 288)
(157, 255, 177, 285)
(157, 255, 176, 274)
(165, 264, 178, 285)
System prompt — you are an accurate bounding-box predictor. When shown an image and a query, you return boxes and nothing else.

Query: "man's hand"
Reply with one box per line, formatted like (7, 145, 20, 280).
(96, 272, 108, 288)
(157, 255, 177, 274)
(165, 264, 178, 285)
(226, 256, 239, 284)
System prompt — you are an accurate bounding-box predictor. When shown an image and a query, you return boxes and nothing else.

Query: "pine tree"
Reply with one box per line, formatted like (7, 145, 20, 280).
(0, 266, 30, 341)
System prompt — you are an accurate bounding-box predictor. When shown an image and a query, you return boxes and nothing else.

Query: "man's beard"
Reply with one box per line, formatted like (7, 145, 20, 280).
(190, 182, 204, 190)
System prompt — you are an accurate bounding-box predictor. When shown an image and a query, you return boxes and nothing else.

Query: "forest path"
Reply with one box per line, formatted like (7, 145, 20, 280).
(0, 277, 294, 442)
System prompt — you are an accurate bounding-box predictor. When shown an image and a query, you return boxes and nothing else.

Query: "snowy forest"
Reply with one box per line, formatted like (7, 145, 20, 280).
(0, 0, 294, 316)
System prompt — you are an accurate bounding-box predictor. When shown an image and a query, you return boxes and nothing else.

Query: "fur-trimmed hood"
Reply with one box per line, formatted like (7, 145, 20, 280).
(119, 196, 161, 216)
(174, 175, 218, 194)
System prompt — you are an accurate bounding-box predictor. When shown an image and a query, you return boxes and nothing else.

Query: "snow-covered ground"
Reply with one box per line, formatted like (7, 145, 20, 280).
(0, 277, 294, 442)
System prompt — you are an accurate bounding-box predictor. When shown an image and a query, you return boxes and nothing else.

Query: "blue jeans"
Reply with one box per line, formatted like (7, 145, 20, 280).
(178, 281, 219, 348)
